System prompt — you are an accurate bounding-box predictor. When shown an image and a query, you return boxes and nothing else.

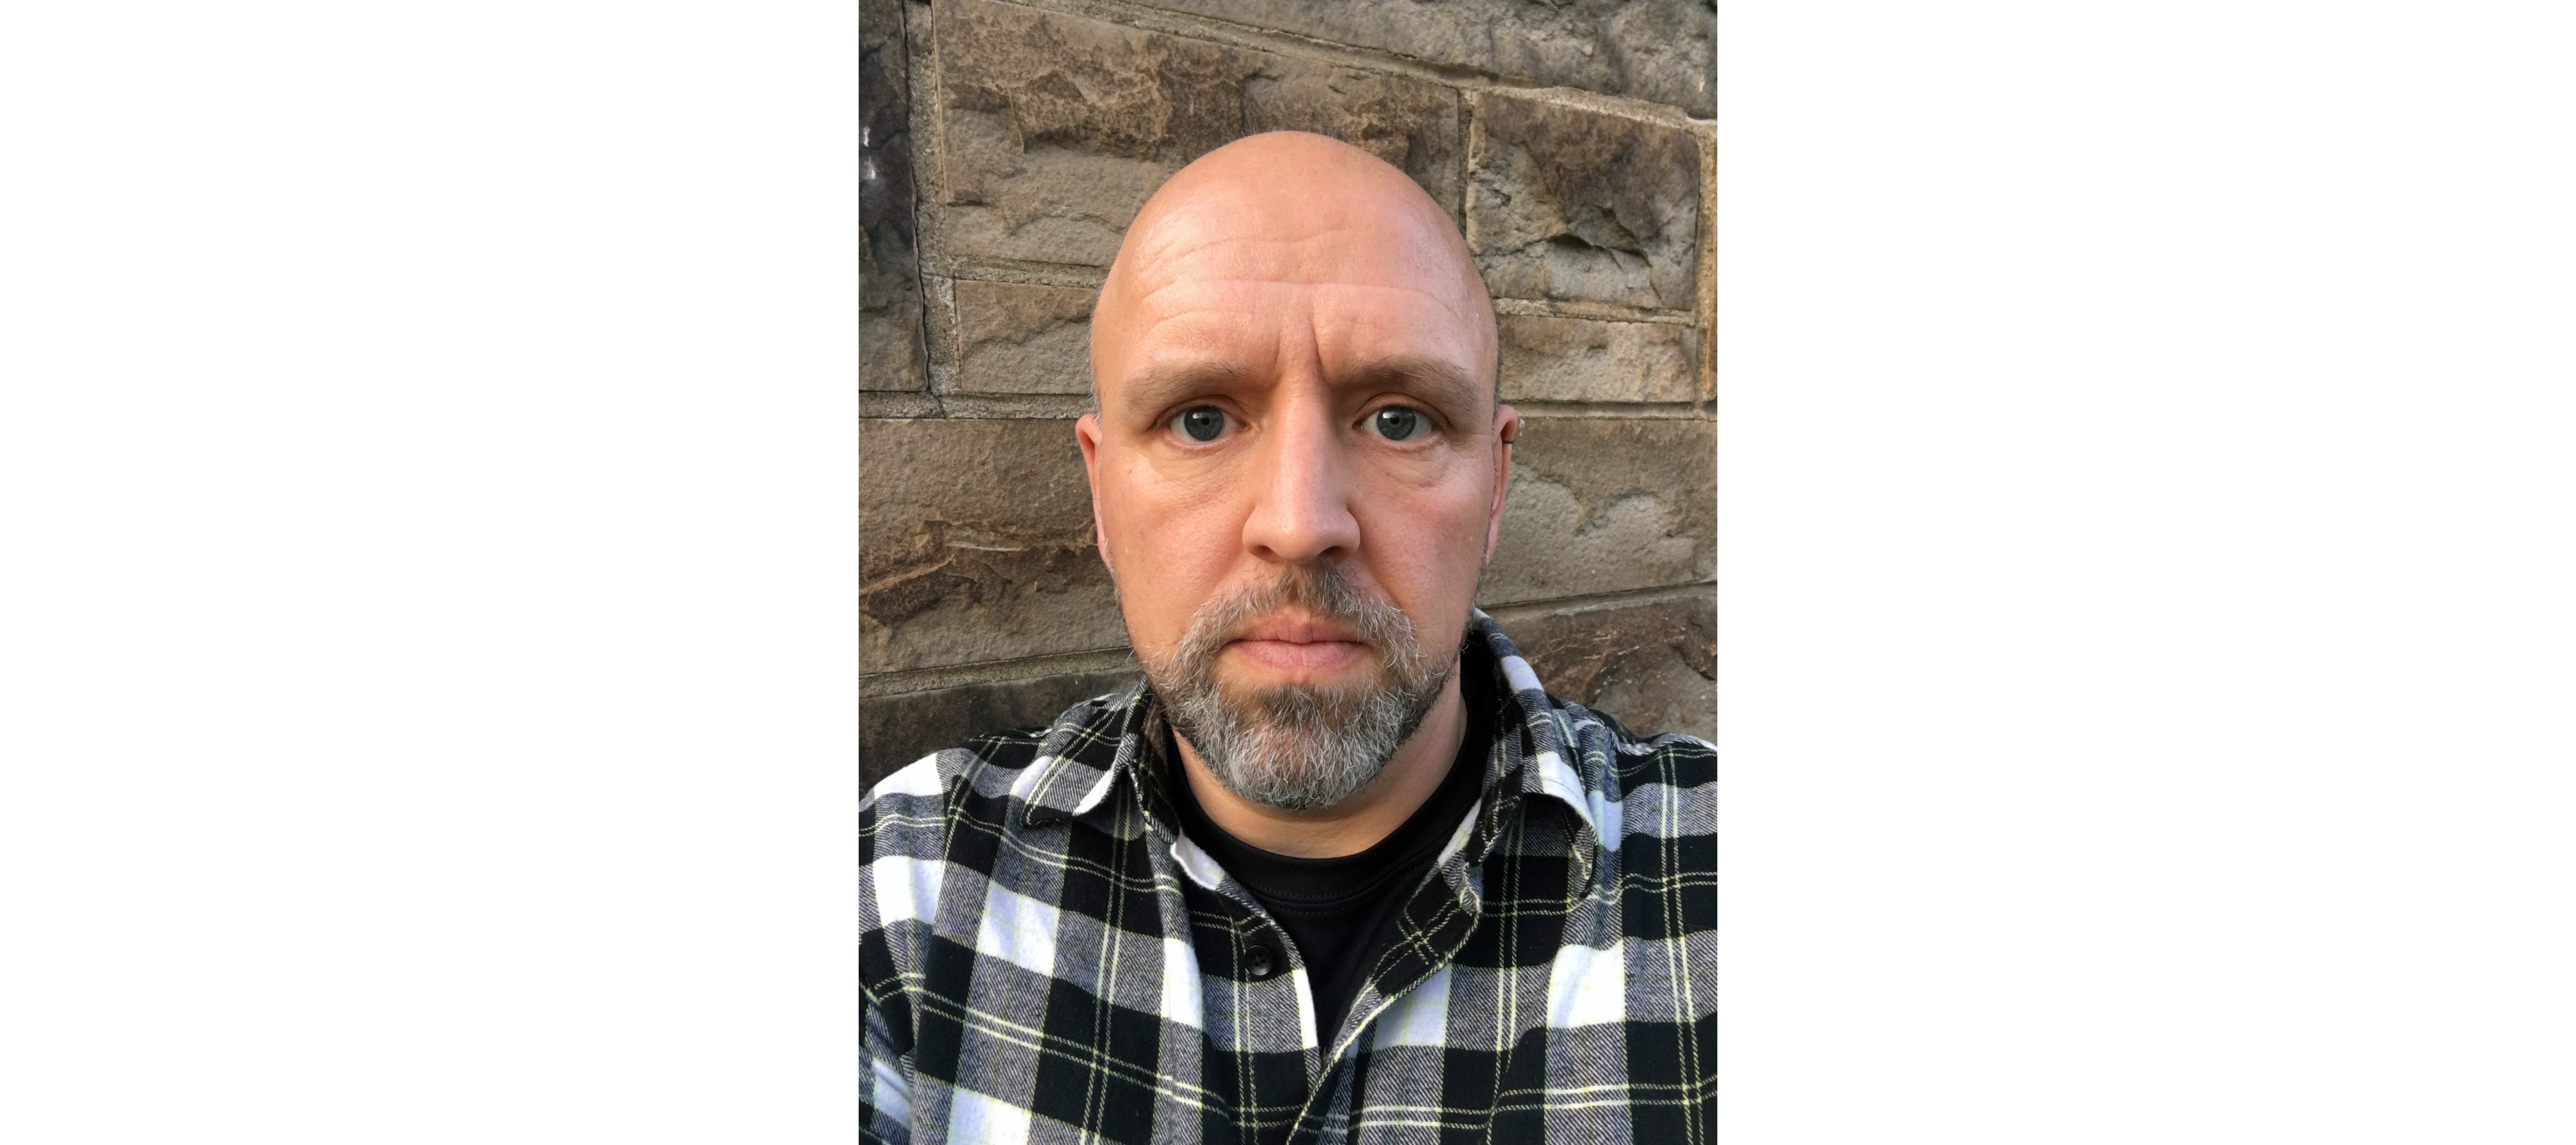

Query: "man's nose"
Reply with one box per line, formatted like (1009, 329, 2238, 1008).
(1240, 403, 1361, 566)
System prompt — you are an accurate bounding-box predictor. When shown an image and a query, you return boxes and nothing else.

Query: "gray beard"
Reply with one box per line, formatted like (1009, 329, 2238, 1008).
(1140, 565, 1457, 812)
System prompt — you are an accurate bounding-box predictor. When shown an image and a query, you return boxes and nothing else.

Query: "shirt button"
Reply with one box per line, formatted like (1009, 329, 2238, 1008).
(1244, 943, 1276, 980)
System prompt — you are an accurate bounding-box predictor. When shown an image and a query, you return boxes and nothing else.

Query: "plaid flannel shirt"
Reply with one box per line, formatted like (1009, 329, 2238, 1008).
(861, 613, 1715, 1144)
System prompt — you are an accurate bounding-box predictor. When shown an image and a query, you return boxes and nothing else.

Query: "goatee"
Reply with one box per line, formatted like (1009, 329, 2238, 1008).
(1141, 566, 1457, 812)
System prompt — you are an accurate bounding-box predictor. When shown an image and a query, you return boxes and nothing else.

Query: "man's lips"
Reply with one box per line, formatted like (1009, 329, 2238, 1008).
(1222, 614, 1370, 673)
(1226, 638, 1368, 673)
(1232, 614, 1363, 644)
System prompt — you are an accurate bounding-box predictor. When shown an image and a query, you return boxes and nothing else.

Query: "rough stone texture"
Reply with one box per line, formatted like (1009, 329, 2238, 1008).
(860, 418, 1125, 673)
(1504, 594, 1714, 742)
(861, 0, 926, 392)
(953, 280, 1099, 395)
(1483, 417, 1713, 606)
(933, 0, 1462, 268)
(1498, 314, 1701, 404)
(1125, 0, 1714, 118)
(863, 667, 1141, 789)
(1468, 93, 1702, 310)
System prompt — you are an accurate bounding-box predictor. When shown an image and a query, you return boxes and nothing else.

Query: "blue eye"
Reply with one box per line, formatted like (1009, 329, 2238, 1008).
(1372, 407, 1424, 440)
(1172, 406, 1228, 442)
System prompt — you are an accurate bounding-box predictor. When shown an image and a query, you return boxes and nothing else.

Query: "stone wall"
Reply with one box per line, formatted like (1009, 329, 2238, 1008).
(861, 0, 1714, 786)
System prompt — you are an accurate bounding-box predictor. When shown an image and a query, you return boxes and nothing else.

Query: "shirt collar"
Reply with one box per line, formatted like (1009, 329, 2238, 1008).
(1015, 680, 1150, 829)
(1481, 614, 1604, 844)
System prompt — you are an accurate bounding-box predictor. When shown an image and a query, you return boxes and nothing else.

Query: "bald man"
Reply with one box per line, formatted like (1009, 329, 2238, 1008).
(861, 133, 1713, 1145)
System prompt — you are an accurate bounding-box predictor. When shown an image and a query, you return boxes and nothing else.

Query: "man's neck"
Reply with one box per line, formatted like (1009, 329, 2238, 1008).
(1172, 672, 1468, 859)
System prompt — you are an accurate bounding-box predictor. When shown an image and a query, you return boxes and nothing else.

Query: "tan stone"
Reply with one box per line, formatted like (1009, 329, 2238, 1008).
(861, 0, 924, 391)
(1498, 314, 1701, 404)
(862, 666, 1142, 788)
(932, 0, 1460, 267)
(1124, 0, 1713, 118)
(953, 280, 1099, 395)
(1504, 594, 1714, 741)
(861, 280, 927, 393)
(1483, 417, 1713, 605)
(861, 417, 1125, 673)
(1469, 94, 1703, 310)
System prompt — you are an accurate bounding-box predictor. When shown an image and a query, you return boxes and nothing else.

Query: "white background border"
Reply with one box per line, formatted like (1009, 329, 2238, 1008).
(4, 4, 860, 1138)
(1720, 2, 2574, 1138)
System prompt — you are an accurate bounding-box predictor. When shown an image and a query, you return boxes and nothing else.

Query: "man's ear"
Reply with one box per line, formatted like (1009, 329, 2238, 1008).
(1075, 412, 1114, 577)
(1483, 403, 1519, 565)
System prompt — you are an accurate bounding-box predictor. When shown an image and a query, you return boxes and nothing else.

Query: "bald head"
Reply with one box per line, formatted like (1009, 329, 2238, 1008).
(1089, 132, 1498, 406)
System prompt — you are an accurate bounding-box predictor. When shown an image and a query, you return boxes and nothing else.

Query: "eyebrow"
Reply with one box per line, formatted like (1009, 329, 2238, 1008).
(1116, 361, 1254, 417)
(1341, 356, 1485, 412)
(1113, 356, 1485, 418)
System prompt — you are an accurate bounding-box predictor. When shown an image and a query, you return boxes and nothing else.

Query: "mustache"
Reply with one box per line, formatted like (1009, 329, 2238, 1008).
(1171, 564, 1425, 682)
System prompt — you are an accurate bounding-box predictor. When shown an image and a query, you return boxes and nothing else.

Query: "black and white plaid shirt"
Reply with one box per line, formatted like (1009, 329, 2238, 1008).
(861, 613, 1714, 1144)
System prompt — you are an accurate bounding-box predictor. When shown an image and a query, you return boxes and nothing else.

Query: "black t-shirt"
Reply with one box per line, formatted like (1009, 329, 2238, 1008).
(1166, 662, 1492, 1047)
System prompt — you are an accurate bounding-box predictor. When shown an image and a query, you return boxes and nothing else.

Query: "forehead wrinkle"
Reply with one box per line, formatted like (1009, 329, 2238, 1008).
(1131, 219, 1429, 264)
(1131, 278, 1492, 352)
(1122, 219, 1489, 328)
(1116, 282, 1493, 415)
(1133, 276, 1464, 314)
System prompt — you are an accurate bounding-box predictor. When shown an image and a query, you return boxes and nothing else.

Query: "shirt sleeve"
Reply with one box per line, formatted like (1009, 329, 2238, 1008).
(863, 992, 913, 1145)
(861, 755, 945, 1145)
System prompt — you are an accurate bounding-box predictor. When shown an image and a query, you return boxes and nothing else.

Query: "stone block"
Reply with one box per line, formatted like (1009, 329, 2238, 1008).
(953, 280, 1099, 395)
(1503, 594, 1714, 742)
(862, 0, 926, 391)
(1468, 94, 1702, 310)
(1483, 417, 1712, 605)
(932, 0, 1461, 267)
(861, 417, 1127, 673)
(862, 667, 1142, 789)
(1125, 0, 1714, 118)
(1498, 314, 1700, 404)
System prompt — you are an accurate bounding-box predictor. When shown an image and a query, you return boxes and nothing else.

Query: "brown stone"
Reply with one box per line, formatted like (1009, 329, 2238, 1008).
(953, 280, 1100, 395)
(1483, 417, 1713, 605)
(1498, 314, 1700, 404)
(862, 666, 1142, 789)
(1468, 94, 1703, 310)
(862, 0, 926, 391)
(1503, 594, 1714, 741)
(861, 417, 1126, 673)
(1124, 0, 1714, 118)
(932, 0, 1461, 267)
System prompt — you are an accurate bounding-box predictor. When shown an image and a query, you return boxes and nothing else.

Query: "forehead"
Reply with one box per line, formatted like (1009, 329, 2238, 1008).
(1104, 206, 1492, 398)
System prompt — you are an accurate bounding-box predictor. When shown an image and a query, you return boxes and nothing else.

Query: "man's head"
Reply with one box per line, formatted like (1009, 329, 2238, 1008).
(1076, 132, 1518, 812)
